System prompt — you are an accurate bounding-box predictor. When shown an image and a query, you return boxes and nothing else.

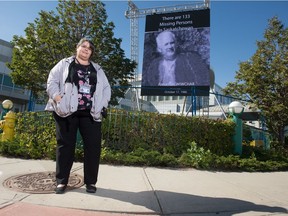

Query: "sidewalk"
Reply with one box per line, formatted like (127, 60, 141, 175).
(0, 156, 288, 216)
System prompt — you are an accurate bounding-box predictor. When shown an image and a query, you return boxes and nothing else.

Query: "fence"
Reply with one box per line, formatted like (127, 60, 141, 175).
(113, 85, 271, 149)
(77, 108, 271, 152)
(248, 126, 271, 149)
(1, 84, 271, 149)
(56, 109, 236, 156)
(113, 85, 232, 118)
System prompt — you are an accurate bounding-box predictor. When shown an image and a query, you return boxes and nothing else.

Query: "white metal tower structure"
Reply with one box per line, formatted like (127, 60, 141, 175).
(125, 0, 139, 75)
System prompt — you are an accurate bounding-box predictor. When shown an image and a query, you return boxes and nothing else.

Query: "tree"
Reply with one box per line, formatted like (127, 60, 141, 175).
(7, 0, 136, 106)
(223, 17, 288, 145)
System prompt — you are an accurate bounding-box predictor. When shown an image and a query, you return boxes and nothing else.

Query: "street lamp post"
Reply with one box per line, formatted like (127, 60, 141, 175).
(0, 100, 14, 120)
(228, 101, 244, 155)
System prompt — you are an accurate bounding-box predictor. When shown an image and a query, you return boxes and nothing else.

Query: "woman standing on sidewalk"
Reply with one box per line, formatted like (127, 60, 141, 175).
(45, 38, 111, 194)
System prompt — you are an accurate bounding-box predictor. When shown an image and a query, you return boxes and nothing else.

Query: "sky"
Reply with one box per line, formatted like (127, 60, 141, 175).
(0, 0, 288, 88)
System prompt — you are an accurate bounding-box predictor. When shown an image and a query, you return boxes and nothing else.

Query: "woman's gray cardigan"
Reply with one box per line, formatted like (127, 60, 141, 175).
(45, 56, 111, 122)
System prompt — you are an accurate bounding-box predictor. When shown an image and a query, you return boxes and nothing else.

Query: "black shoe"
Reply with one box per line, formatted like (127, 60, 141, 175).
(55, 184, 67, 194)
(86, 184, 97, 193)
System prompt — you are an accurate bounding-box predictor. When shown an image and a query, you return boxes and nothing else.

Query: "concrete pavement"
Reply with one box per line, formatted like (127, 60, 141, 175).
(0, 156, 288, 216)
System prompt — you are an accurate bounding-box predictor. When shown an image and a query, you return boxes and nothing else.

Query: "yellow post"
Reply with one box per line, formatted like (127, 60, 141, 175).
(0, 111, 16, 141)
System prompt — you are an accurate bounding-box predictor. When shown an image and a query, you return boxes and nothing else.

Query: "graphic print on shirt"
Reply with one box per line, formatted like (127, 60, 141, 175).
(76, 64, 92, 110)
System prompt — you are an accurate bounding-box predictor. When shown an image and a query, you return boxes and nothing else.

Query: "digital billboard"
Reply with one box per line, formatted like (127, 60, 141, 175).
(141, 9, 210, 96)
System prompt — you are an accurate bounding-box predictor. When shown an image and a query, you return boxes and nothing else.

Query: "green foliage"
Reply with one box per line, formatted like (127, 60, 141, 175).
(0, 112, 56, 159)
(223, 17, 288, 145)
(211, 147, 288, 172)
(213, 155, 241, 171)
(1, 110, 288, 171)
(7, 0, 136, 105)
(103, 109, 235, 157)
(179, 141, 213, 169)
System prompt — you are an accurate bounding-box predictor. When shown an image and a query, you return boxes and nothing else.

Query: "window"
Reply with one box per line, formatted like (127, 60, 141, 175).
(176, 104, 181, 112)
(3, 75, 13, 87)
(0, 73, 3, 85)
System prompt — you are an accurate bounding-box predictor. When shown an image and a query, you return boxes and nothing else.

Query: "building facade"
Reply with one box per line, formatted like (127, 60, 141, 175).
(117, 73, 233, 119)
(0, 39, 30, 113)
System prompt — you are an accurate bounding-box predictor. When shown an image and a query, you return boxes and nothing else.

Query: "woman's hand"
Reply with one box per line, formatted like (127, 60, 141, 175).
(54, 95, 62, 103)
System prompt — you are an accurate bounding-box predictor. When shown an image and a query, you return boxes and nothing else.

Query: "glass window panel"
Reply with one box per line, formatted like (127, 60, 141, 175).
(3, 75, 13, 87)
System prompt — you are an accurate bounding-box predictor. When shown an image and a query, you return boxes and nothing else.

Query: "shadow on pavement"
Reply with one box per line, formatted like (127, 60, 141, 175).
(92, 188, 288, 215)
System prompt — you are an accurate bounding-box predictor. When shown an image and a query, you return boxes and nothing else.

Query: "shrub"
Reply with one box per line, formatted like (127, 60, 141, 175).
(179, 141, 213, 169)
(103, 110, 235, 156)
(1, 110, 288, 171)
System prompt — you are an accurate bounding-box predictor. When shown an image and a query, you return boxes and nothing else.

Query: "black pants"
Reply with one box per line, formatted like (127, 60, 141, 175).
(53, 111, 102, 186)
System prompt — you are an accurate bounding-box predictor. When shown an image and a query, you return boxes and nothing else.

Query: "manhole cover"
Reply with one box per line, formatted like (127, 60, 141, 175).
(3, 172, 84, 194)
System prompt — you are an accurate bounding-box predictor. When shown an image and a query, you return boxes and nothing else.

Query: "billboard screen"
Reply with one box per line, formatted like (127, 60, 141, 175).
(141, 9, 210, 96)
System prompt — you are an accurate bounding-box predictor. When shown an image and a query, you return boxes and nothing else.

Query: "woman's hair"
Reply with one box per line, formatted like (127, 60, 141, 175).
(76, 38, 95, 56)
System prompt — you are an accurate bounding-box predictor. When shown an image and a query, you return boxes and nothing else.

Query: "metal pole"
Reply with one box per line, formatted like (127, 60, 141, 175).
(232, 114, 243, 155)
(191, 86, 196, 116)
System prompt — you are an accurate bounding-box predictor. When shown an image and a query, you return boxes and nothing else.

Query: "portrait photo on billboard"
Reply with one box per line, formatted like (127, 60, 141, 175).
(142, 28, 210, 88)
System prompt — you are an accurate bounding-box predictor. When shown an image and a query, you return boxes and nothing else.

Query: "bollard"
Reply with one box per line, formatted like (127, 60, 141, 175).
(0, 111, 16, 141)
